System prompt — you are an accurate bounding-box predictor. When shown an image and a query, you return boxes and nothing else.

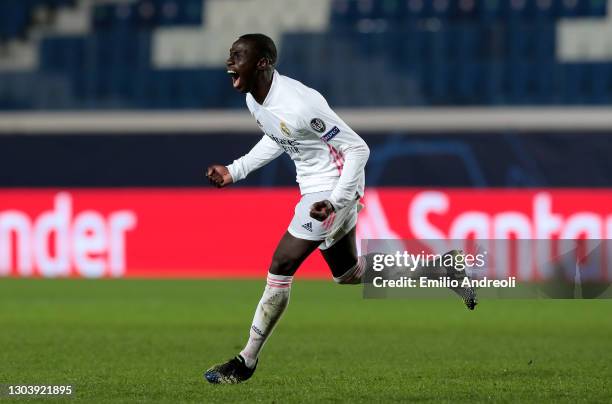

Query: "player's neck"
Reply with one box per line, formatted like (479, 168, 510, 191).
(251, 70, 274, 104)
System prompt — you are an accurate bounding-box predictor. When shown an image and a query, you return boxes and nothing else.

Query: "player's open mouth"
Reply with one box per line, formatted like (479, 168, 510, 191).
(227, 70, 240, 88)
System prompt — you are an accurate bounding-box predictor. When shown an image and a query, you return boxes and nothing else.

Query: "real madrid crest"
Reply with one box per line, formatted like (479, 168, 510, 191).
(280, 121, 292, 137)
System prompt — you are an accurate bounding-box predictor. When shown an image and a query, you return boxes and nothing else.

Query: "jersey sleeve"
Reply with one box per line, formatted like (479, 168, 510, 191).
(226, 135, 283, 183)
(299, 91, 370, 210)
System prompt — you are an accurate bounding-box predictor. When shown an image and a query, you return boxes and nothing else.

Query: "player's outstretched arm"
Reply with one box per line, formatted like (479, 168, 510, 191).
(223, 135, 284, 185)
(206, 165, 234, 188)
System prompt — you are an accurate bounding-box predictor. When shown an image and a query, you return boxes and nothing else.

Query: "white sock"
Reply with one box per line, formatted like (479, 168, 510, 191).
(239, 272, 293, 368)
(333, 256, 367, 284)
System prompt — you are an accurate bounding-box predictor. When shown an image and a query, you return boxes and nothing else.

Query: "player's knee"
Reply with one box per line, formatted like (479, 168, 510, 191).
(269, 253, 298, 276)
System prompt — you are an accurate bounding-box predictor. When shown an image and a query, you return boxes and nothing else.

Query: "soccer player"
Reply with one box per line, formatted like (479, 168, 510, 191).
(204, 34, 475, 385)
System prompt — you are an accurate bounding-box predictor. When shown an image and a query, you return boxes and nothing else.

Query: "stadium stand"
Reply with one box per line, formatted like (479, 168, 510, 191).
(0, 0, 611, 109)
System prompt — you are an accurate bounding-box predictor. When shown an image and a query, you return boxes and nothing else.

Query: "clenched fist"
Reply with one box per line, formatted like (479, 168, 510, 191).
(309, 200, 335, 221)
(206, 165, 234, 188)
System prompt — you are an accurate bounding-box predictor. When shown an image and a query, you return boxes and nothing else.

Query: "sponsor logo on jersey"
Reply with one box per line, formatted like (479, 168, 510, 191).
(301, 222, 313, 232)
(266, 133, 300, 153)
(321, 126, 340, 142)
(280, 121, 292, 137)
(310, 118, 326, 133)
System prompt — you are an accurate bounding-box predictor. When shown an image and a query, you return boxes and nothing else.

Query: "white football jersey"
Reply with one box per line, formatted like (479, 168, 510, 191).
(226, 71, 370, 210)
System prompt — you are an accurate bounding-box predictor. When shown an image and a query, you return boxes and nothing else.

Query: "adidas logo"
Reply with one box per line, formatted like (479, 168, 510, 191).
(251, 325, 265, 337)
(301, 222, 313, 232)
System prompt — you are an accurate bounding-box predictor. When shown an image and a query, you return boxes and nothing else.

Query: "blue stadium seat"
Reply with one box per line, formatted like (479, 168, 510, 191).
(560, 63, 584, 103)
(481, 62, 505, 105)
(329, 0, 358, 29)
(530, 62, 556, 104)
(430, 0, 452, 20)
(0, 0, 77, 40)
(403, 0, 428, 20)
(558, 0, 583, 17)
(530, 0, 557, 20)
(502, 0, 534, 21)
(478, 0, 503, 23)
(92, 4, 137, 30)
(451, 24, 480, 62)
(423, 29, 448, 64)
(506, 23, 530, 62)
(132, 1, 160, 29)
(450, 0, 477, 21)
(583, 63, 611, 103)
(377, 0, 405, 21)
(586, 0, 608, 16)
(39, 36, 84, 73)
(450, 62, 481, 104)
(395, 29, 423, 66)
(0, 1, 29, 39)
(423, 61, 450, 104)
(154, 0, 203, 26)
(532, 23, 555, 62)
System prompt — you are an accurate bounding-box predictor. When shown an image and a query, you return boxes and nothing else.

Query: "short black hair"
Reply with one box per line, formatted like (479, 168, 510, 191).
(238, 33, 277, 66)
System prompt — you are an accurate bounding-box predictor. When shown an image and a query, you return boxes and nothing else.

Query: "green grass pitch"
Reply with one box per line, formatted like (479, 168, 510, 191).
(0, 279, 610, 403)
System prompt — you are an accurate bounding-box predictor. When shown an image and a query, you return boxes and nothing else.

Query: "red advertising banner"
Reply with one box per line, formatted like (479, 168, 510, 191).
(0, 188, 611, 279)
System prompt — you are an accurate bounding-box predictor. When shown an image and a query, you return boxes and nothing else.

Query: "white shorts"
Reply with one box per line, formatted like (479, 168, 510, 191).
(287, 191, 361, 250)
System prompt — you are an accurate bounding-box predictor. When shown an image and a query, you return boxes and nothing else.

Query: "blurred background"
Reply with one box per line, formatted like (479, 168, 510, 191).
(2, 0, 612, 108)
(0, 0, 611, 279)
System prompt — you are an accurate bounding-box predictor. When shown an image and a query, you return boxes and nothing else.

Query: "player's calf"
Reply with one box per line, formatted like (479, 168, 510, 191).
(333, 255, 367, 284)
(204, 272, 294, 384)
(240, 273, 293, 367)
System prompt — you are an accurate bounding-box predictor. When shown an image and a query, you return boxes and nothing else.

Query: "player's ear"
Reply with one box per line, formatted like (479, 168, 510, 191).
(256, 57, 270, 70)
